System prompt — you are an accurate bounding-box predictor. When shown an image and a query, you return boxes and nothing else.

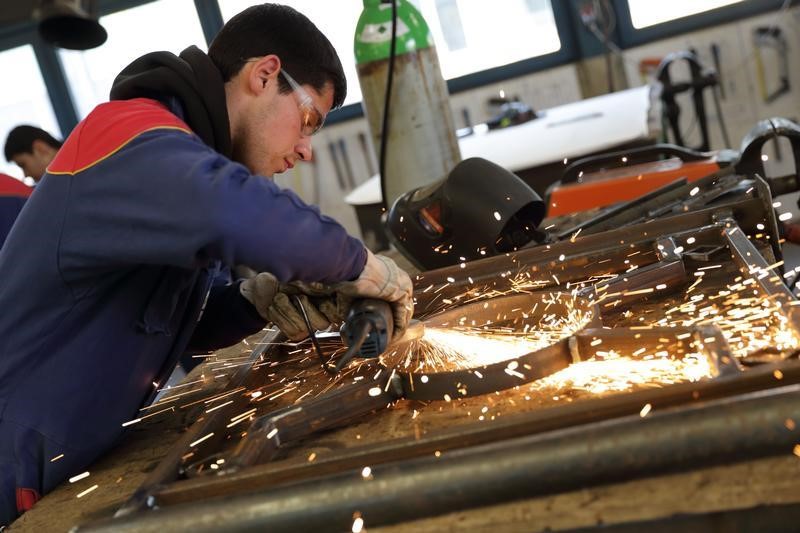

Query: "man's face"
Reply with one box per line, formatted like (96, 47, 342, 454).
(232, 71, 334, 177)
(11, 152, 48, 182)
(11, 140, 56, 182)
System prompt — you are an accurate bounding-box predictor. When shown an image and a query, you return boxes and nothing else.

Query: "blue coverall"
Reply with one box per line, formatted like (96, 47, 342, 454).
(0, 97, 366, 523)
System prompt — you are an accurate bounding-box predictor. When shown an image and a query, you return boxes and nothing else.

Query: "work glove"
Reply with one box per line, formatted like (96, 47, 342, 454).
(239, 272, 280, 319)
(332, 250, 414, 339)
(240, 272, 337, 341)
(241, 251, 414, 342)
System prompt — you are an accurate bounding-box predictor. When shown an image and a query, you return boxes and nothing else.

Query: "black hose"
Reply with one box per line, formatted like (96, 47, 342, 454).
(291, 296, 373, 374)
(291, 295, 337, 375)
(378, 0, 398, 210)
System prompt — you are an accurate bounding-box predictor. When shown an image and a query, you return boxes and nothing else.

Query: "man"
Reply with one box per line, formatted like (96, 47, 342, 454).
(0, 173, 32, 248)
(3, 125, 63, 183)
(0, 3, 413, 525)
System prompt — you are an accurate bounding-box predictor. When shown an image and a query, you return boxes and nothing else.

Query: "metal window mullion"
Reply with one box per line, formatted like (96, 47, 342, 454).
(31, 35, 79, 137)
(194, 0, 224, 46)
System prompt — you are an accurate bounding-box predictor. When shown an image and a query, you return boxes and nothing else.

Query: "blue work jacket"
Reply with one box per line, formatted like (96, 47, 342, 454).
(0, 98, 366, 496)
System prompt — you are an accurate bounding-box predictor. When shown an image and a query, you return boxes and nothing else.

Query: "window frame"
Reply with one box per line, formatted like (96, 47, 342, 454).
(612, 0, 791, 48)
(0, 0, 792, 132)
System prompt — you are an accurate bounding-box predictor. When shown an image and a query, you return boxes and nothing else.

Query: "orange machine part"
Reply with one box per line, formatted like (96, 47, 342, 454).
(547, 159, 721, 217)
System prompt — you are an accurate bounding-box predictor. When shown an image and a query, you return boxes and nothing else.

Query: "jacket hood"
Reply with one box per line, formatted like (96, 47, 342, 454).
(110, 45, 232, 158)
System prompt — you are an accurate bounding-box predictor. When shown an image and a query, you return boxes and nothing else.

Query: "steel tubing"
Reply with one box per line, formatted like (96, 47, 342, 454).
(79, 383, 800, 533)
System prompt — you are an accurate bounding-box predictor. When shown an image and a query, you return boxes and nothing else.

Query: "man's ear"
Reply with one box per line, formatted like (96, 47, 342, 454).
(248, 55, 281, 95)
(31, 139, 49, 156)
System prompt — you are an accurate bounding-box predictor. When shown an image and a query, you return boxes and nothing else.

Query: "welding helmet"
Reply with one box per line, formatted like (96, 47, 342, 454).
(385, 157, 546, 270)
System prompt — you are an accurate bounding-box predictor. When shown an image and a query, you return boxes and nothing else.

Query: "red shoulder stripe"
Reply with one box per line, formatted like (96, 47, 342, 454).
(48, 98, 192, 176)
(0, 173, 33, 198)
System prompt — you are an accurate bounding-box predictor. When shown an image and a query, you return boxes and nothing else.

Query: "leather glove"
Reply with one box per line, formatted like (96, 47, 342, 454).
(240, 273, 330, 341)
(239, 272, 280, 319)
(265, 291, 340, 341)
(332, 250, 414, 338)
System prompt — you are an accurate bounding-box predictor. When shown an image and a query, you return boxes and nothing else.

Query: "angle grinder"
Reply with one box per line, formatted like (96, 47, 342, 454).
(339, 298, 424, 371)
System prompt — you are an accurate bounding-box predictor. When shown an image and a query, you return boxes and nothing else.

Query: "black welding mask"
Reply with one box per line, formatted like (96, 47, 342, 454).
(385, 157, 545, 270)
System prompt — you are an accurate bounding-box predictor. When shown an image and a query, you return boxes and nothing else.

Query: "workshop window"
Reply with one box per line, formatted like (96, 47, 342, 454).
(627, 0, 745, 29)
(0, 45, 60, 183)
(59, 0, 207, 119)
(218, 0, 560, 107)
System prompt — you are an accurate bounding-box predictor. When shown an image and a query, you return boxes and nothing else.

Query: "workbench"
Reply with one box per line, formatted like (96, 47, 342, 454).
(12, 239, 800, 532)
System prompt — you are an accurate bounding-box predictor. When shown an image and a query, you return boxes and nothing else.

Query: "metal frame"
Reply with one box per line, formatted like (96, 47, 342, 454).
(76, 173, 800, 529)
(79, 376, 800, 532)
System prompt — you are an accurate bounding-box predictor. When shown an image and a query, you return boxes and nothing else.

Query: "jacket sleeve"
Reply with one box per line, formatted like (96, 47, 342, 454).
(185, 280, 267, 353)
(57, 129, 367, 283)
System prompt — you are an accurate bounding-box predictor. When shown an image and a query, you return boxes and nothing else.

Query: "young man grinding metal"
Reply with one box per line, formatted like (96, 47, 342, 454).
(0, 4, 413, 524)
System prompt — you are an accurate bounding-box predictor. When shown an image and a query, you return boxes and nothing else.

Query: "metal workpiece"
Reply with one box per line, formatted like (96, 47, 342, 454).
(229, 369, 402, 469)
(694, 324, 743, 376)
(114, 328, 283, 518)
(414, 197, 768, 313)
(722, 219, 800, 335)
(91, 165, 800, 531)
(77, 382, 800, 533)
(752, 173, 785, 266)
(394, 291, 599, 401)
(593, 258, 687, 305)
(142, 359, 800, 511)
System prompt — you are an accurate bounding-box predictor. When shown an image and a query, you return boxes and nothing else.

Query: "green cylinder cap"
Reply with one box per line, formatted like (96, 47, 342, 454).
(354, 0, 434, 64)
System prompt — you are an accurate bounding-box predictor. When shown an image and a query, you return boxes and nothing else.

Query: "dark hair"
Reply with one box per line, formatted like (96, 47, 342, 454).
(4, 125, 63, 161)
(208, 4, 347, 110)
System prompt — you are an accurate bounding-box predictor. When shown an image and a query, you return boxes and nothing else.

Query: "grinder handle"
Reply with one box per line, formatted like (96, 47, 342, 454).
(342, 298, 395, 358)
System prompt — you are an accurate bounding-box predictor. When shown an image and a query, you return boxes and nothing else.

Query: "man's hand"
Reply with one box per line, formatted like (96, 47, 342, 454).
(239, 272, 280, 319)
(333, 250, 414, 338)
(265, 291, 340, 341)
(239, 251, 414, 342)
(240, 273, 338, 341)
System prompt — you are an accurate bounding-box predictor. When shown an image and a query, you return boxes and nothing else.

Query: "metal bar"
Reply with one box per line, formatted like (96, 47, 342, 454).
(78, 383, 800, 533)
(147, 359, 800, 509)
(229, 370, 401, 469)
(722, 219, 800, 335)
(694, 324, 742, 376)
(752, 173, 784, 267)
(114, 328, 282, 517)
(593, 258, 687, 307)
(415, 198, 766, 312)
(554, 178, 688, 239)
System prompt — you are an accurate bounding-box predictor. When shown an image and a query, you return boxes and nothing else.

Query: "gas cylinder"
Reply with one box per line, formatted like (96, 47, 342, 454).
(354, 0, 461, 208)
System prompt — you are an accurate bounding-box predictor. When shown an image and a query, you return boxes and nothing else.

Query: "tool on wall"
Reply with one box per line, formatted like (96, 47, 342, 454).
(579, 0, 621, 93)
(710, 43, 726, 100)
(357, 131, 376, 177)
(337, 138, 357, 189)
(656, 50, 729, 151)
(327, 141, 347, 191)
(753, 26, 790, 104)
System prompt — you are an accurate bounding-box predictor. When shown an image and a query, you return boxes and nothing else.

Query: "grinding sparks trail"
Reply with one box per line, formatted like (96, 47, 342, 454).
(533, 351, 714, 395)
(382, 291, 593, 372)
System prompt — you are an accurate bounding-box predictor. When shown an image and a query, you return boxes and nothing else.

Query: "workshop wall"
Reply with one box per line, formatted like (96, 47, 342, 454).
(293, 5, 800, 241)
(621, 4, 800, 177)
(279, 64, 583, 239)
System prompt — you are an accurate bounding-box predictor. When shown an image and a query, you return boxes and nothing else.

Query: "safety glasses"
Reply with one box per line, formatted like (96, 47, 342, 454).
(279, 69, 326, 136)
